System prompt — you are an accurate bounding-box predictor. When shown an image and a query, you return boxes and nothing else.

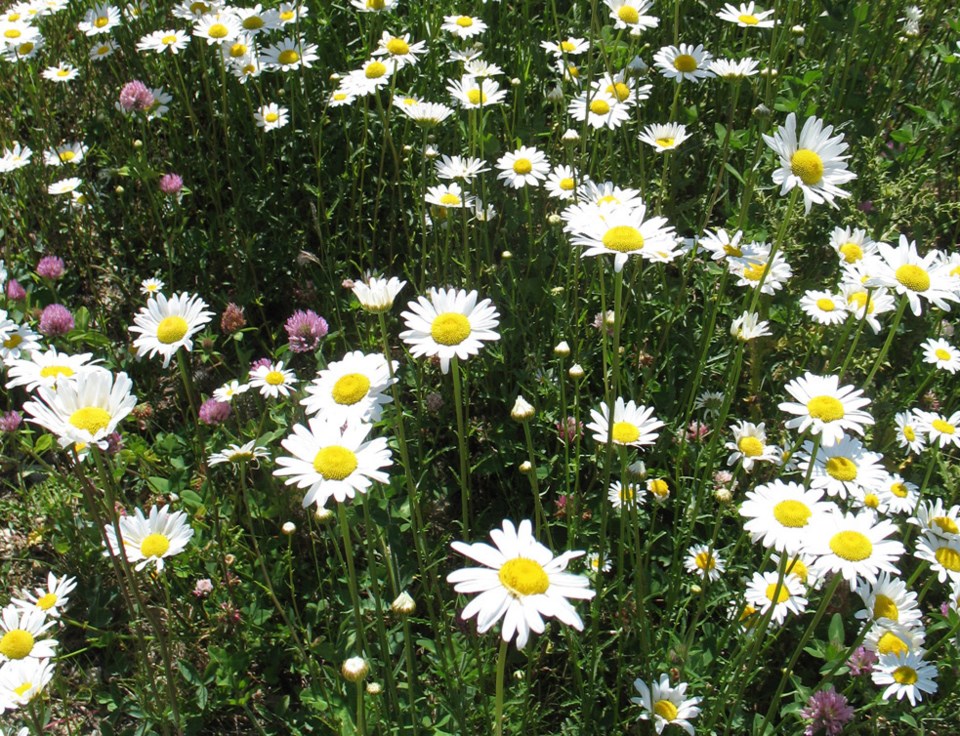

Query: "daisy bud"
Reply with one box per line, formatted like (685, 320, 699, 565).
(753, 103, 771, 118)
(329, 73, 341, 81)
(133, 139, 143, 149)
(547, 213, 562, 225)
(366, 682, 382, 696)
(402, 144, 413, 153)
(791, 24, 805, 35)
(561, 128, 580, 143)
(511, 396, 535, 421)
(342, 657, 369, 683)
(425, 145, 439, 159)
(391, 591, 416, 616)
(626, 55, 648, 75)
(315, 506, 335, 523)
(501, 250, 513, 260)
(546, 84, 564, 102)
(569, 363, 584, 379)
(690, 584, 702, 595)
(627, 461, 647, 480)
(281, 521, 296, 535)
(519, 461, 533, 474)
(510, 77, 520, 86)
(554, 341, 571, 356)
(115, 185, 124, 194)
(714, 488, 733, 504)
(550, 286, 564, 296)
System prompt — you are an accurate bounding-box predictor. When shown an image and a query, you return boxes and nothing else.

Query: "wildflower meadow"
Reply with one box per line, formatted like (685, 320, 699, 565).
(3, 0, 960, 733)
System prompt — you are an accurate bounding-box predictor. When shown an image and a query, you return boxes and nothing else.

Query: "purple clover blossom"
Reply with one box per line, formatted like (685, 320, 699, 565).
(118, 80, 155, 112)
(198, 398, 231, 426)
(6, 279, 26, 300)
(39, 303, 74, 336)
(159, 173, 183, 195)
(249, 357, 272, 372)
(36, 255, 65, 279)
(846, 646, 878, 676)
(0, 410, 22, 432)
(800, 687, 854, 736)
(284, 310, 328, 354)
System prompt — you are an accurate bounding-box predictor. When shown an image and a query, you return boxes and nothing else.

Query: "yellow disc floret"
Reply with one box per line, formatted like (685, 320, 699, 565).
(498, 557, 549, 596)
(313, 446, 358, 480)
(332, 373, 371, 405)
(431, 313, 471, 346)
(790, 149, 824, 185)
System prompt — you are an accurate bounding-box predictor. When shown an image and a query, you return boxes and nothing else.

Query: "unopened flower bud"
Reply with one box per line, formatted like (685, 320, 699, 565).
(315, 506, 335, 523)
(627, 461, 647, 480)
(519, 460, 533, 474)
(547, 213, 562, 225)
(554, 341, 571, 357)
(510, 77, 520, 87)
(690, 584, 702, 595)
(561, 128, 580, 143)
(791, 24, 805, 35)
(115, 185, 124, 194)
(511, 396, 535, 421)
(133, 139, 143, 149)
(342, 657, 369, 683)
(546, 84, 564, 103)
(568, 363, 584, 379)
(366, 682, 382, 696)
(715, 488, 733, 504)
(501, 250, 513, 260)
(281, 521, 296, 535)
(626, 55, 648, 75)
(391, 591, 416, 616)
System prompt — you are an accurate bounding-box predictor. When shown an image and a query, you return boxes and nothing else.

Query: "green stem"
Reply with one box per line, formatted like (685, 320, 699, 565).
(451, 357, 471, 534)
(493, 637, 509, 736)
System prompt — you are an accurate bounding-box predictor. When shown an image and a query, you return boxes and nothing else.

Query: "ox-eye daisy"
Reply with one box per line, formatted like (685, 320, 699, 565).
(632, 674, 701, 735)
(129, 292, 214, 368)
(800, 290, 847, 325)
(717, 2, 775, 28)
(684, 544, 724, 581)
(803, 510, 904, 591)
(446, 519, 595, 649)
(745, 570, 807, 624)
(399, 288, 500, 374)
(916, 409, 960, 448)
(587, 398, 663, 448)
(441, 14, 486, 39)
(103, 505, 193, 572)
(208, 440, 269, 467)
(872, 651, 937, 707)
(855, 573, 922, 629)
(301, 351, 396, 424)
(249, 361, 297, 398)
(606, 0, 660, 35)
(568, 90, 631, 130)
(778, 372, 873, 447)
(894, 410, 926, 454)
(254, 103, 289, 131)
(869, 235, 958, 316)
(797, 436, 887, 500)
(496, 146, 550, 189)
(567, 202, 678, 271)
(638, 123, 691, 152)
(725, 420, 780, 471)
(921, 337, 960, 373)
(5, 347, 97, 393)
(12, 572, 77, 619)
(829, 226, 877, 264)
(739, 480, 832, 554)
(0, 607, 57, 662)
(653, 44, 714, 83)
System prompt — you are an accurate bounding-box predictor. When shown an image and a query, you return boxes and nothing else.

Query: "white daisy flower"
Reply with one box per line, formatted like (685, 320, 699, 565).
(192, 12, 241, 44)
(274, 416, 392, 509)
(0, 606, 57, 662)
(730, 311, 771, 341)
(140, 277, 164, 296)
(541, 37, 589, 57)
(48, 177, 82, 195)
(23, 367, 136, 450)
(800, 290, 848, 325)
(864, 621, 925, 658)
(435, 155, 489, 182)
(916, 532, 960, 583)
(545, 165, 585, 201)
(446, 519, 595, 649)
(43, 141, 86, 167)
(0, 142, 32, 173)
(254, 103, 289, 131)
(276, 2, 308, 25)
(235, 4, 279, 33)
(352, 275, 406, 313)
(5, 347, 98, 393)
(441, 14, 486, 39)
(631, 674, 701, 735)
(11, 572, 77, 619)
(716, 2, 775, 27)
(587, 397, 663, 448)
(42, 62, 78, 82)
(638, 122, 691, 152)
(855, 573, 922, 629)
(261, 37, 319, 71)
(496, 146, 550, 189)
(829, 226, 878, 265)
(567, 202, 679, 271)
(0, 657, 55, 708)
(771, 552, 824, 590)
(447, 75, 507, 109)
(796, 436, 887, 500)
(608, 480, 645, 510)
(803, 510, 905, 591)
(778, 372, 874, 447)
(728, 244, 793, 294)
(399, 288, 500, 374)
(103, 505, 193, 572)
(684, 544, 724, 581)
(605, 0, 659, 35)
(77, 3, 120, 35)
(916, 409, 960, 448)
(249, 361, 297, 398)
(208, 440, 269, 467)
(698, 228, 745, 261)
(0, 319, 41, 361)
(425, 182, 472, 209)
(88, 39, 117, 60)
(593, 73, 650, 109)
(921, 337, 960, 373)
(653, 44, 714, 83)
(568, 90, 631, 130)
(301, 351, 396, 424)
(739, 480, 833, 554)
(908, 498, 960, 538)
(868, 234, 959, 316)
(762, 112, 856, 214)
(745, 570, 807, 624)
(725, 420, 780, 471)
(882, 474, 919, 514)
(872, 651, 937, 706)
(709, 57, 760, 78)
(840, 283, 895, 334)
(351, 0, 399, 11)
(129, 292, 214, 368)
(894, 410, 926, 454)
(373, 31, 426, 69)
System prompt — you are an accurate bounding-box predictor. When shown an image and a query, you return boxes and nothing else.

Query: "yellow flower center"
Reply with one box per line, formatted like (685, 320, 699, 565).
(873, 594, 898, 621)
(738, 436, 765, 457)
(95, 45, 110, 55)
(512, 158, 533, 175)
(785, 558, 808, 582)
(806, 395, 845, 422)
(602, 225, 645, 253)
(932, 516, 959, 534)
(466, 89, 486, 105)
(902, 426, 916, 442)
(607, 82, 630, 101)
(94, 16, 109, 28)
(620, 486, 635, 503)
(4, 29, 21, 38)
(617, 6, 640, 23)
(455, 16, 473, 27)
(673, 54, 698, 73)
(332, 373, 371, 405)
(367, 0, 386, 7)
(589, 99, 610, 115)
(280, 10, 294, 20)
(894, 264, 930, 292)
(864, 493, 880, 509)
(386, 38, 409, 55)
(649, 479, 669, 497)
(13, 681, 32, 697)
(498, 557, 550, 596)
(765, 582, 789, 604)
(653, 699, 679, 721)
(230, 42, 248, 57)
(242, 16, 263, 29)
(826, 456, 857, 482)
(790, 149, 824, 185)
(890, 482, 908, 498)
(935, 547, 960, 572)
(655, 137, 676, 148)
(816, 298, 835, 312)
(773, 500, 811, 528)
(190, 2, 210, 13)
(893, 666, 917, 685)
(365, 60, 387, 78)
(140, 533, 170, 558)
(156, 315, 189, 344)
(430, 313, 471, 346)
(839, 243, 863, 263)
(877, 632, 908, 656)
(69, 407, 111, 434)
(39, 365, 75, 379)
(560, 40, 576, 52)
(738, 13, 759, 24)
(559, 177, 575, 191)
(312, 445, 358, 480)
(611, 421, 639, 444)
(18, 42, 33, 53)
(829, 530, 872, 561)
(0, 629, 34, 660)
(278, 49, 300, 66)
(935, 348, 952, 361)
(932, 419, 955, 435)
(56, 69, 70, 77)
(207, 23, 229, 38)
(264, 370, 286, 386)
(439, 193, 461, 206)
(723, 244, 742, 257)
(36, 593, 58, 611)
(695, 551, 716, 571)
(742, 262, 767, 281)
(265, 112, 279, 123)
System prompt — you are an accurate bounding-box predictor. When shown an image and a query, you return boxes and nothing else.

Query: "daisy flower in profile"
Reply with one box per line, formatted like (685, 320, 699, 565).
(865, 621, 925, 659)
(921, 337, 960, 373)
(830, 226, 877, 265)
(654, 44, 714, 83)
(352, 275, 406, 313)
(0, 607, 57, 663)
(709, 57, 760, 78)
(698, 228, 745, 261)
(804, 510, 905, 591)
(594, 73, 650, 109)
(647, 478, 670, 502)
(249, 361, 297, 398)
(894, 410, 926, 454)
(567, 202, 678, 271)
(446, 519, 595, 649)
(684, 544, 724, 582)
(730, 311, 770, 341)
(608, 480, 645, 510)
(12, 573, 77, 619)
(746, 571, 807, 624)
(0, 142, 32, 173)
(48, 177, 82, 196)
(801, 290, 848, 325)
(868, 235, 958, 316)
(587, 398, 663, 448)
(103, 505, 193, 572)
(872, 651, 937, 706)
(208, 440, 269, 467)
(729, 245, 792, 294)
(0, 657, 55, 709)
(351, 0, 399, 11)
(717, 2, 775, 27)
(399, 288, 500, 374)
(23, 367, 136, 450)
(235, 5, 279, 33)
(254, 103, 289, 131)
(632, 674, 701, 735)
(916, 532, 960, 583)
(916, 409, 960, 448)
(909, 498, 960, 538)
(274, 416, 392, 509)
(130, 292, 214, 368)
(400, 101, 455, 126)
(44, 142, 86, 166)
(447, 76, 507, 109)
(841, 283, 894, 333)
(882, 474, 919, 514)
(213, 380, 250, 403)
(5, 347, 97, 393)
(778, 372, 873, 447)
(605, 0, 659, 35)
(442, 14, 486, 39)
(855, 572, 922, 629)
(425, 182, 472, 210)
(638, 123, 691, 152)
(77, 3, 120, 35)
(797, 436, 887, 500)
(739, 481, 832, 553)
(568, 90, 631, 130)
(435, 155, 489, 182)
(762, 113, 856, 214)
(725, 420, 780, 471)
(541, 37, 589, 57)
(496, 146, 550, 189)
(301, 351, 396, 424)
